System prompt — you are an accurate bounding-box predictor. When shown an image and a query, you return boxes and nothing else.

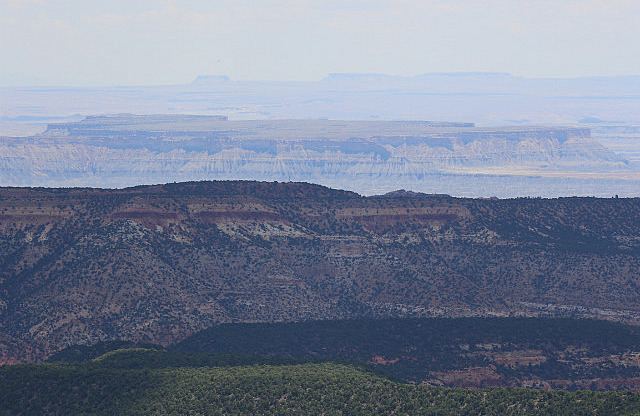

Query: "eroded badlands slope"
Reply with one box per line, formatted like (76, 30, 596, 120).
(1, 114, 633, 196)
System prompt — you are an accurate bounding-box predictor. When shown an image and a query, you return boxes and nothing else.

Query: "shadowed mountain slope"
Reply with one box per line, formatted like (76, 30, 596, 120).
(174, 317, 640, 389)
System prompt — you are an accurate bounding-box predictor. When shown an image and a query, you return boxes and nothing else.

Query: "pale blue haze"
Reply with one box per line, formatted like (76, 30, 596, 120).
(1, 0, 639, 86)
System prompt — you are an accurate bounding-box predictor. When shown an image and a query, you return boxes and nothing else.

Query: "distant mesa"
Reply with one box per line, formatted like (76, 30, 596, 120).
(322, 73, 396, 82)
(372, 190, 452, 198)
(578, 116, 624, 124)
(414, 72, 514, 78)
(56, 113, 229, 130)
(322, 72, 516, 83)
(191, 75, 232, 84)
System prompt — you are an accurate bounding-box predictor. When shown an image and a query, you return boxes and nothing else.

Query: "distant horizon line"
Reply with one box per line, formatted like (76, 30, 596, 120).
(3, 71, 640, 89)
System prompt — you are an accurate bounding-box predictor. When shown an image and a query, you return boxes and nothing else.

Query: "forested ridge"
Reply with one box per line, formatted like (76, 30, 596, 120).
(3, 348, 640, 415)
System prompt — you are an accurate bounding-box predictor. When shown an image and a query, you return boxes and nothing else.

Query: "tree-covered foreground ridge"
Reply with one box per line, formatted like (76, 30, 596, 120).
(3, 348, 640, 416)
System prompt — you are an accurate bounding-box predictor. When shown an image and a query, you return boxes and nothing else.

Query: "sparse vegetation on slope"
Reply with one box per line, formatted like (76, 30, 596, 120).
(0, 181, 639, 363)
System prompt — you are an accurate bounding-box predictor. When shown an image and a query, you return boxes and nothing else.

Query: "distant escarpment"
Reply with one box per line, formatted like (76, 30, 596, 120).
(0, 181, 639, 362)
(0, 114, 631, 196)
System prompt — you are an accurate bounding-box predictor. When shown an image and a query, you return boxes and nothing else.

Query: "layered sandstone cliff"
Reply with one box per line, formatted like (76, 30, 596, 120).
(0, 115, 629, 196)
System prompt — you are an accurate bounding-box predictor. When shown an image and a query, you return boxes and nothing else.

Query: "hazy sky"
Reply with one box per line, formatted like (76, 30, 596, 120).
(1, 0, 639, 86)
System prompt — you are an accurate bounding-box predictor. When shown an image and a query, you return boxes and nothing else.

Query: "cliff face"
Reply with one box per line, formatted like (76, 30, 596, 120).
(1, 181, 639, 362)
(0, 115, 629, 196)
